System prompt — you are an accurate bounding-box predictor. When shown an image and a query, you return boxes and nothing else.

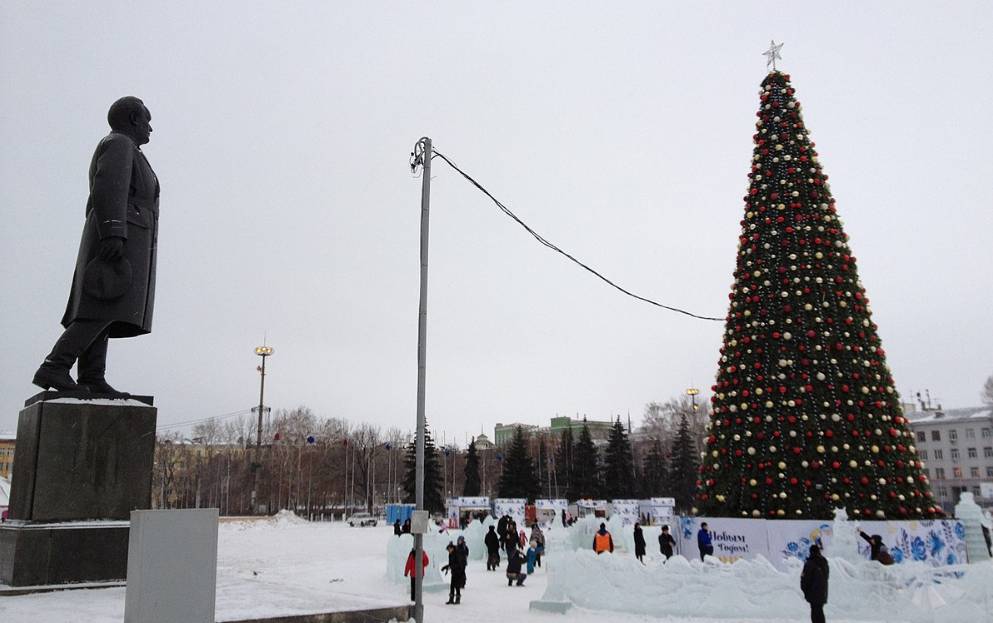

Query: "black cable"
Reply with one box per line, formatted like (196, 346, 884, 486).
(428, 149, 724, 322)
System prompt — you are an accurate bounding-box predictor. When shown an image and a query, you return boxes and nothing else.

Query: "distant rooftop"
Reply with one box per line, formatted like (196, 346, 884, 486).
(906, 406, 993, 425)
(0, 431, 15, 442)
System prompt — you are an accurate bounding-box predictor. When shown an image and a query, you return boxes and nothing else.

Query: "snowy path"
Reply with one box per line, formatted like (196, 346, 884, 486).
(0, 517, 889, 623)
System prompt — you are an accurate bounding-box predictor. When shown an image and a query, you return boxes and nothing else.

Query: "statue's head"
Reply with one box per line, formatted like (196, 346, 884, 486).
(107, 96, 152, 145)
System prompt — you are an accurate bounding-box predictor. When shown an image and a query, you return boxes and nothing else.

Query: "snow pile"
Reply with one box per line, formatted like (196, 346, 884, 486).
(540, 549, 993, 622)
(272, 509, 308, 526)
(220, 509, 309, 531)
(825, 507, 863, 565)
(459, 516, 496, 561)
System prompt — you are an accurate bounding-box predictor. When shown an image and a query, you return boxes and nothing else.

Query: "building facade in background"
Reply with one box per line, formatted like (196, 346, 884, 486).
(906, 406, 993, 512)
(494, 416, 614, 446)
(0, 432, 15, 480)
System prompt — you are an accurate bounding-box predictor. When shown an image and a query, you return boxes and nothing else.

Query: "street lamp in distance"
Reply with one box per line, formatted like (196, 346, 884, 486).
(686, 387, 700, 412)
(251, 345, 274, 514)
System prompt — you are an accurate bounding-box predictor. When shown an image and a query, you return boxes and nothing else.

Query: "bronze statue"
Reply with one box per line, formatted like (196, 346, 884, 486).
(33, 97, 159, 395)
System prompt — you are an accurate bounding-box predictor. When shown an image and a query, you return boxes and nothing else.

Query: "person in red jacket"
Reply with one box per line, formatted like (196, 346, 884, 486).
(404, 548, 429, 602)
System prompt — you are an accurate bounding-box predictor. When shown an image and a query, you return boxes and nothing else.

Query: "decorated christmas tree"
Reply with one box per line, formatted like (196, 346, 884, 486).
(695, 67, 940, 520)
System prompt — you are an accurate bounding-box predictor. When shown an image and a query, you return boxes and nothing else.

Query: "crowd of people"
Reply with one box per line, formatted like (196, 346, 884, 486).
(400, 515, 897, 622)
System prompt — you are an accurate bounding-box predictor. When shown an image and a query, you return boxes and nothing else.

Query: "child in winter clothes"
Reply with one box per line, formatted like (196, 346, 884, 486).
(530, 524, 545, 567)
(526, 539, 539, 574)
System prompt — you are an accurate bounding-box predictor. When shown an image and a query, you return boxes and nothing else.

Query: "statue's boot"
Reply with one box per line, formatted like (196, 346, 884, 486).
(32, 363, 81, 391)
(77, 333, 129, 397)
(33, 319, 112, 393)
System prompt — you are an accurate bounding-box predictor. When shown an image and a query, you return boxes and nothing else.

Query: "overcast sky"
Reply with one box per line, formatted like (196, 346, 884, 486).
(1, 1, 991, 443)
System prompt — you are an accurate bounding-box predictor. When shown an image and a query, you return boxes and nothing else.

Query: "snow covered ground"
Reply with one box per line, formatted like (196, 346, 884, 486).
(0, 512, 989, 623)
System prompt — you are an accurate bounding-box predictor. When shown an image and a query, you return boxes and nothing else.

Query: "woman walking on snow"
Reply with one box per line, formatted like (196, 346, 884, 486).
(633, 522, 646, 563)
(485, 525, 501, 570)
(658, 525, 676, 560)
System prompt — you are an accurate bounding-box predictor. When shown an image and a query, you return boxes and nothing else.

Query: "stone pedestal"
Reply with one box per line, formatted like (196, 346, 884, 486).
(0, 395, 156, 586)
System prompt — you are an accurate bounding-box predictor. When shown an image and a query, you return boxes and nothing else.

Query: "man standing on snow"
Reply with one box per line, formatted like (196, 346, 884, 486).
(697, 522, 714, 561)
(592, 523, 614, 554)
(800, 544, 829, 623)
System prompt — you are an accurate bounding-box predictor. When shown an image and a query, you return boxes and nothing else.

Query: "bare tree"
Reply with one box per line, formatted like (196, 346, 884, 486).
(983, 374, 993, 406)
(640, 395, 710, 456)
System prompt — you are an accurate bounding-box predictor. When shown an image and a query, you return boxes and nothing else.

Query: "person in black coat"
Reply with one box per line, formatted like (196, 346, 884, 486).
(503, 521, 519, 559)
(505, 546, 527, 586)
(497, 515, 509, 542)
(441, 542, 467, 604)
(633, 523, 647, 563)
(485, 525, 501, 570)
(401, 518, 411, 534)
(393, 520, 402, 536)
(800, 545, 829, 623)
(658, 525, 676, 559)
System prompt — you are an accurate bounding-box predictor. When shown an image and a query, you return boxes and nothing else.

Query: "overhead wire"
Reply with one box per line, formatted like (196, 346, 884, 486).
(427, 148, 724, 322)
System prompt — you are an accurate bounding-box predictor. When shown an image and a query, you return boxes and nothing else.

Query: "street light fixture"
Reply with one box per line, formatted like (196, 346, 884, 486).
(686, 387, 700, 412)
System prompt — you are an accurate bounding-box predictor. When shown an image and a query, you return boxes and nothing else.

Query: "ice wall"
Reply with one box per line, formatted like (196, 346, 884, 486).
(540, 549, 993, 622)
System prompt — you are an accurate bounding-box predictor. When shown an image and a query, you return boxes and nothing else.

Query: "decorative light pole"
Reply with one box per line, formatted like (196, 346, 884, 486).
(251, 345, 273, 514)
(686, 387, 700, 412)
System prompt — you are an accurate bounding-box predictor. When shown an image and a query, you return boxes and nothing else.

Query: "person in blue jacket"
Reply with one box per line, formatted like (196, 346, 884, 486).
(526, 539, 539, 574)
(697, 522, 714, 561)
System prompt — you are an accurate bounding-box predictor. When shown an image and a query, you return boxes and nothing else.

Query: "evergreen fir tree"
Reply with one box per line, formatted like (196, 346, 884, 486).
(554, 426, 574, 500)
(696, 70, 939, 520)
(402, 422, 444, 513)
(497, 426, 538, 501)
(536, 436, 551, 499)
(641, 439, 669, 498)
(602, 419, 635, 499)
(670, 413, 699, 513)
(571, 423, 601, 499)
(463, 439, 481, 496)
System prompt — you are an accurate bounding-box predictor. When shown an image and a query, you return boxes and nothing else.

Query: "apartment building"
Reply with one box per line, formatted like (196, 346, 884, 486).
(907, 406, 993, 512)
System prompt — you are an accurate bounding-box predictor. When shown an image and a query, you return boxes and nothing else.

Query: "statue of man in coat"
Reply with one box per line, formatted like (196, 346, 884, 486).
(32, 96, 159, 396)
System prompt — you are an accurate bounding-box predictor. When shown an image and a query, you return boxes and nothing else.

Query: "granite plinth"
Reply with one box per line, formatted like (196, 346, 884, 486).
(0, 521, 130, 586)
(0, 397, 156, 586)
(9, 398, 156, 522)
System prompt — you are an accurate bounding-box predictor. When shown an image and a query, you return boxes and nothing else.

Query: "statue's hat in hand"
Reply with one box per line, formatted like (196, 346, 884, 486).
(83, 257, 133, 301)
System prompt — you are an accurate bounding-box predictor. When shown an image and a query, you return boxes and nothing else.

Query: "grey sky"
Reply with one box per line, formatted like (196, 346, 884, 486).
(2, 2, 991, 443)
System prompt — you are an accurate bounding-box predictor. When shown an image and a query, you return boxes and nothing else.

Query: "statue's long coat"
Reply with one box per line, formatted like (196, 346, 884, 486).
(62, 132, 159, 338)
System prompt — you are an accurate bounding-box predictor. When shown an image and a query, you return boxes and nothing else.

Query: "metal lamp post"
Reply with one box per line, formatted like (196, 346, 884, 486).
(251, 345, 274, 514)
(686, 387, 700, 411)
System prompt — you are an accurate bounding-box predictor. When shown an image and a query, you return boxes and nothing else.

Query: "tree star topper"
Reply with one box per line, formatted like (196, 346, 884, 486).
(763, 40, 784, 71)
